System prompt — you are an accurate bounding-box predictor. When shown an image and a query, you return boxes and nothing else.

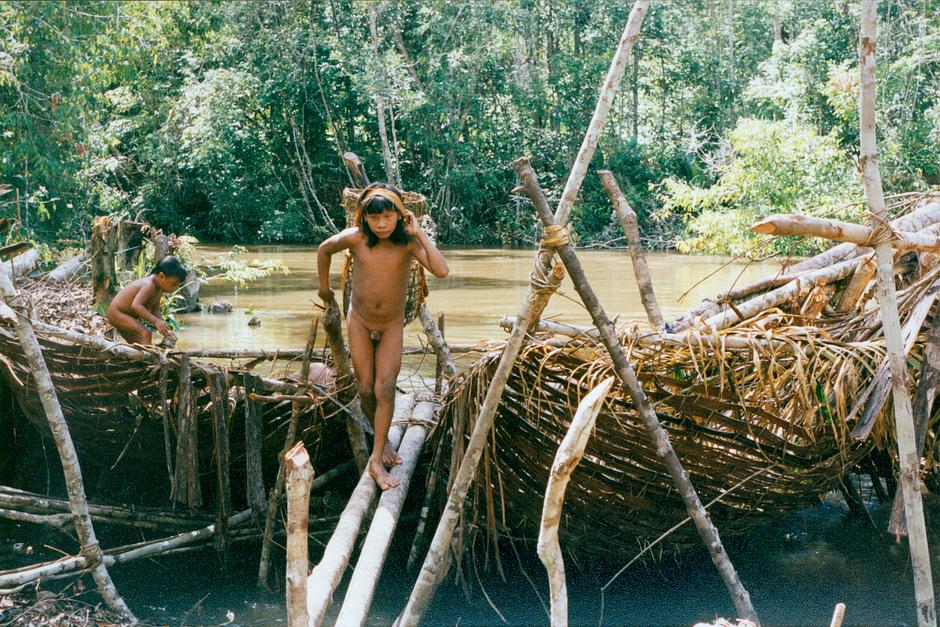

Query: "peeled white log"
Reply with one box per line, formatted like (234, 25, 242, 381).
(2, 249, 40, 279)
(752, 214, 940, 253)
(306, 394, 416, 627)
(334, 402, 435, 626)
(538, 377, 613, 626)
(286, 442, 314, 627)
(47, 253, 88, 282)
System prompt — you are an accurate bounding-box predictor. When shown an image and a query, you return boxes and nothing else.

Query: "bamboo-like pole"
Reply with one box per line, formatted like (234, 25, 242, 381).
(397, 7, 649, 624)
(515, 157, 758, 623)
(598, 171, 664, 331)
(752, 214, 940, 253)
(335, 402, 434, 626)
(539, 377, 613, 626)
(306, 394, 416, 627)
(0, 269, 137, 623)
(859, 4, 934, 623)
(286, 442, 314, 627)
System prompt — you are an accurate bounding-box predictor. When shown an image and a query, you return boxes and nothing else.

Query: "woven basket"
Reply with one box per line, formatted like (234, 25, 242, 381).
(340, 188, 428, 324)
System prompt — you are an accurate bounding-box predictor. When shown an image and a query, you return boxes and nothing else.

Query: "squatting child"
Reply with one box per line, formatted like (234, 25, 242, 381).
(107, 255, 188, 345)
(317, 184, 449, 490)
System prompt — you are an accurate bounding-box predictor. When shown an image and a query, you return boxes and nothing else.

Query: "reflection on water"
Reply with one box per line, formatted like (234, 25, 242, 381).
(178, 245, 785, 350)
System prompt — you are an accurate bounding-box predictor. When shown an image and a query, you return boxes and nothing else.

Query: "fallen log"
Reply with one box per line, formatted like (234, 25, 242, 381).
(1, 248, 40, 279)
(306, 394, 416, 627)
(47, 253, 88, 282)
(334, 402, 435, 626)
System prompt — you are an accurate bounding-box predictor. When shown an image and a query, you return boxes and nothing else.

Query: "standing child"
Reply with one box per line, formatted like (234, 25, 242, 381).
(317, 184, 449, 490)
(107, 255, 188, 345)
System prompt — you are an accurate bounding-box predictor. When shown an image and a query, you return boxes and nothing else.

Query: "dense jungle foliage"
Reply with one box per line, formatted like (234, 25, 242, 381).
(0, 0, 938, 255)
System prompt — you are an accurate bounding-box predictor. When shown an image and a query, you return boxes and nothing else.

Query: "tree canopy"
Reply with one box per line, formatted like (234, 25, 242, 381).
(1, 0, 937, 253)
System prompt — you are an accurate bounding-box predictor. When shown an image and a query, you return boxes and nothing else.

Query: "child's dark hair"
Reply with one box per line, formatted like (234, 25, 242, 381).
(357, 183, 410, 248)
(152, 255, 188, 283)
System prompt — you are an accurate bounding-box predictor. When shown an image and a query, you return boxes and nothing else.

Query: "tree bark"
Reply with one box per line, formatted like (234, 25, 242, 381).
(90, 216, 118, 310)
(334, 403, 434, 626)
(307, 395, 415, 627)
(515, 157, 758, 624)
(286, 442, 314, 627)
(598, 170, 664, 331)
(539, 377, 613, 626)
(0, 269, 137, 623)
(858, 2, 935, 624)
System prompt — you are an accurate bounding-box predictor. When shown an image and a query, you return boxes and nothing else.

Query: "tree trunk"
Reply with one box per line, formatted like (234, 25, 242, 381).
(47, 253, 88, 282)
(286, 442, 314, 627)
(539, 377, 613, 626)
(0, 269, 137, 623)
(515, 157, 758, 624)
(2, 248, 40, 279)
(858, 2, 935, 624)
(90, 216, 118, 310)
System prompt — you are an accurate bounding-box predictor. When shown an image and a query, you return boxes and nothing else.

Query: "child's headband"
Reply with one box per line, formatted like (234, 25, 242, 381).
(356, 188, 407, 225)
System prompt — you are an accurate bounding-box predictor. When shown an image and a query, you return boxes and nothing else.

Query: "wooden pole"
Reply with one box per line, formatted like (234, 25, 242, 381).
(598, 171, 664, 331)
(539, 377, 613, 626)
(208, 369, 232, 558)
(286, 442, 314, 627)
(890, 311, 940, 534)
(244, 373, 267, 516)
(334, 402, 435, 626)
(419, 304, 456, 383)
(259, 315, 324, 588)
(515, 157, 759, 624)
(322, 299, 371, 474)
(859, 4, 934, 623)
(172, 354, 201, 508)
(307, 394, 415, 627)
(397, 5, 649, 623)
(0, 269, 137, 623)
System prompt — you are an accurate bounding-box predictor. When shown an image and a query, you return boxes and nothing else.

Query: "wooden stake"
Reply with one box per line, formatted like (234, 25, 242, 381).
(335, 402, 435, 626)
(243, 374, 267, 516)
(858, 3, 934, 623)
(539, 377, 613, 626)
(208, 369, 232, 558)
(258, 315, 324, 588)
(307, 394, 416, 627)
(515, 157, 759, 624)
(285, 442, 314, 627)
(0, 269, 137, 623)
(830, 602, 847, 627)
(598, 171, 664, 331)
(172, 354, 201, 508)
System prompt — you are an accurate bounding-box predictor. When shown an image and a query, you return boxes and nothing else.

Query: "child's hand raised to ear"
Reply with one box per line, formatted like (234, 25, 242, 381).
(402, 209, 421, 238)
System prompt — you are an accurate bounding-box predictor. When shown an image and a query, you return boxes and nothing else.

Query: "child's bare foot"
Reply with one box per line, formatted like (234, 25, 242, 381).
(369, 457, 400, 491)
(382, 444, 403, 467)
